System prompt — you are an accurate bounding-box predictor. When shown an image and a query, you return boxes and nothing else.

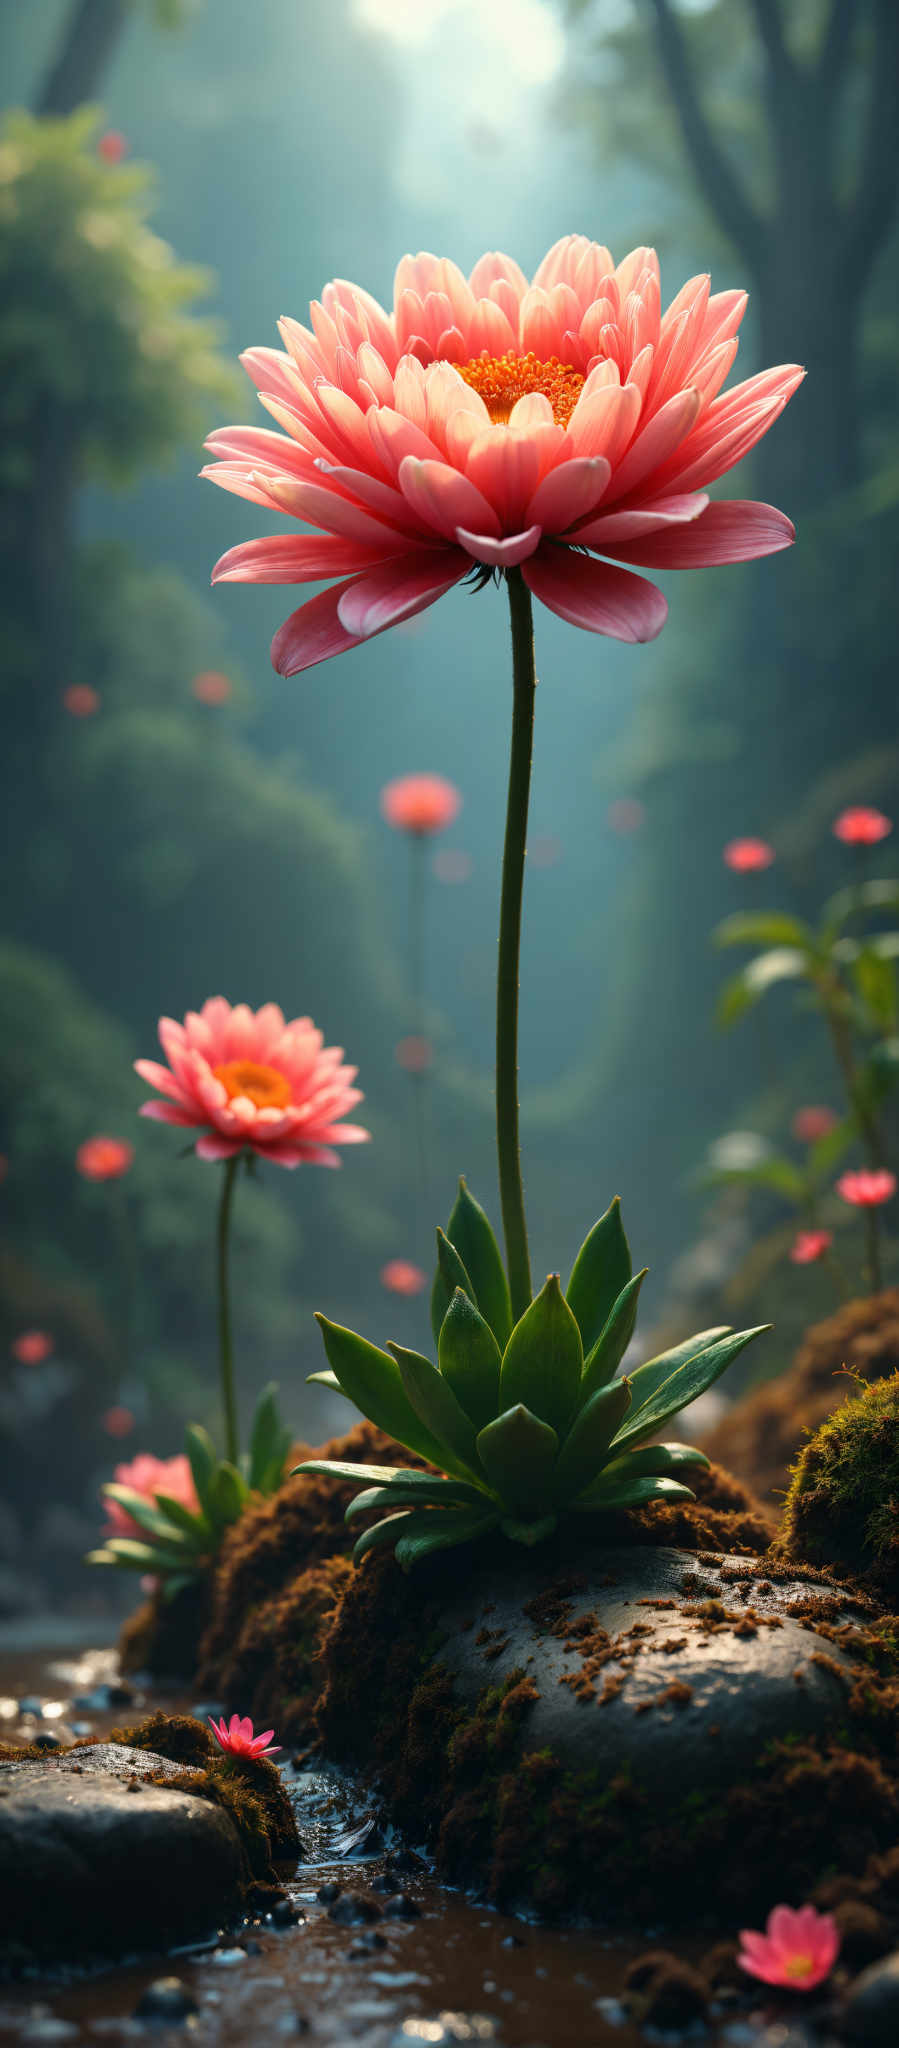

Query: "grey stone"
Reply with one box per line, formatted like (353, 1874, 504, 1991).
(432, 1546, 859, 1798)
(840, 1950, 899, 2042)
(134, 1977, 199, 2023)
(0, 1745, 244, 1967)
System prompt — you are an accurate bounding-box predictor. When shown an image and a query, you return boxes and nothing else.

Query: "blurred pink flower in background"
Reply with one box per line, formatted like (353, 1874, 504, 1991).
(833, 805, 892, 846)
(97, 130, 127, 163)
(102, 1406, 136, 1439)
(381, 1258, 427, 1296)
(136, 997, 369, 1168)
(607, 798, 646, 835)
(433, 848, 473, 884)
(11, 1330, 54, 1364)
(738, 1903, 839, 1990)
(790, 1230, 833, 1266)
(103, 1451, 199, 1537)
(191, 669, 233, 704)
(205, 238, 800, 674)
(63, 685, 100, 718)
(76, 1135, 134, 1181)
(792, 1106, 838, 1144)
(209, 1714, 280, 1760)
(723, 837, 775, 872)
(395, 1034, 433, 1073)
(381, 773, 461, 836)
(530, 834, 563, 869)
(836, 1168, 896, 1208)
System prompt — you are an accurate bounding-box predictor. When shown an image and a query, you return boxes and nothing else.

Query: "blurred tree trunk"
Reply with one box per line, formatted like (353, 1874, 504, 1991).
(36, 0, 131, 115)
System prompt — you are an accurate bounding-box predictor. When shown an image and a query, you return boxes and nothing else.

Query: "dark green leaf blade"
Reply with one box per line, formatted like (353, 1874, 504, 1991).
(619, 1327, 730, 1425)
(713, 911, 811, 950)
(315, 1314, 450, 1469)
(101, 1485, 190, 1548)
(578, 1269, 648, 1405)
(476, 1404, 558, 1516)
(574, 1474, 697, 1513)
(596, 1442, 710, 1488)
(552, 1377, 632, 1504)
(184, 1424, 218, 1517)
(499, 1275, 583, 1435)
(438, 1287, 502, 1432)
(389, 1343, 482, 1477)
(565, 1197, 632, 1355)
(444, 1179, 513, 1349)
(394, 1505, 499, 1570)
(345, 1477, 490, 1521)
(611, 1325, 770, 1453)
(430, 1229, 477, 1348)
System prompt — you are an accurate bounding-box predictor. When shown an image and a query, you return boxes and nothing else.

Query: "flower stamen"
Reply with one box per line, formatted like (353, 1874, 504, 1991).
(456, 351, 585, 427)
(213, 1059, 292, 1109)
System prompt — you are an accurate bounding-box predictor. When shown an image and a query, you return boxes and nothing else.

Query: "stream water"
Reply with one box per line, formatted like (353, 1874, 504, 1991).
(0, 1634, 788, 2046)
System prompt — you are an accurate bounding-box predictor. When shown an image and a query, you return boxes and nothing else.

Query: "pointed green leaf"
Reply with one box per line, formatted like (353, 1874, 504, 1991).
(315, 1315, 452, 1470)
(207, 1461, 250, 1531)
(716, 949, 808, 1028)
(476, 1404, 558, 1516)
(438, 1287, 502, 1432)
(153, 1492, 212, 1542)
(579, 1269, 648, 1405)
(566, 1197, 632, 1356)
(293, 1458, 420, 1485)
(595, 1442, 710, 1489)
(97, 1537, 194, 1574)
(306, 1368, 342, 1391)
(100, 1485, 192, 1550)
(247, 1383, 290, 1493)
(388, 1343, 482, 1477)
(823, 878, 899, 935)
(344, 1476, 490, 1521)
(443, 1180, 513, 1348)
(713, 911, 812, 951)
(616, 1326, 730, 1426)
(499, 1275, 583, 1435)
(552, 1377, 632, 1504)
(611, 1325, 770, 1453)
(394, 1505, 499, 1570)
(574, 1473, 697, 1513)
(500, 1512, 557, 1547)
(184, 1424, 218, 1516)
(85, 1548, 119, 1568)
(430, 1228, 477, 1348)
(353, 1511, 415, 1564)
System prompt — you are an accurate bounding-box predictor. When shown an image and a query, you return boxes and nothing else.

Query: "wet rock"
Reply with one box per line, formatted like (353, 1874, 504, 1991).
(134, 1977, 199, 2023)
(0, 1745, 244, 1966)
(383, 1892, 421, 1919)
(833, 1898, 891, 1967)
(391, 2019, 497, 2045)
(316, 1880, 342, 1904)
(328, 1889, 383, 1925)
(840, 1950, 899, 2042)
(348, 1931, 387, 1956)
(269, 1897, 304, 1927)
(624, 1948, 709, 2029)
(18, 2020, 81, 2044)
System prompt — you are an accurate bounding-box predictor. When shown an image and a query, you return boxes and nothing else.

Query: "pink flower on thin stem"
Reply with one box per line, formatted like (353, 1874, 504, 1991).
(723, 837, 775, 872)
(209, 1714, 281, 1760)
(381, 1258, 427, 1296)
(738, 1903, 840, 1990)
(792, 1106, 838, 1144)
(103, 1452, 199, 1537)
(11, 1330, 54, 1364)
(381, 773, 461, 836)
(135, 998, 369, 1169)
(102, 1406, 136, 1439)
(63, 685, 101, 718)
(76, 1135, 134, 1182)
(192, 670, 233, 704)
(833, 806, 892, 846)
(836, 1169, 896, 1208)
(204, 239, 801, 674)
(790, 1230, 833, 1266)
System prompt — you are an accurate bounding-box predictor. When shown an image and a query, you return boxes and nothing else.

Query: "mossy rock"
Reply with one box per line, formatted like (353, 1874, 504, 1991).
(780, 1372, 899, 1598)
(100, 1711, 301, 1870)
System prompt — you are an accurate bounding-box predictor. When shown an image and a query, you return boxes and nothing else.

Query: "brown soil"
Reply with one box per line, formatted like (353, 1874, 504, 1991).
(703, 1290, 899, 1507)
(119, 1575, 213, 1679)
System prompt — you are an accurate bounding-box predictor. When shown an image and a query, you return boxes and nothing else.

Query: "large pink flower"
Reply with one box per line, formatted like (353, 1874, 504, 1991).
(135, 997, 369, 1168)
(103, 1452, 199, 1538)
(204, 239, 802, 672)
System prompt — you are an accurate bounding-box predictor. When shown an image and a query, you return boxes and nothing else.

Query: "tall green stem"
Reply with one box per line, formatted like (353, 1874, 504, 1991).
(408, 831, 429, 1213)
(216, 1155, 240, 1466)
(498, 569, 536, 1321)
(863, 1205, 883, 1296)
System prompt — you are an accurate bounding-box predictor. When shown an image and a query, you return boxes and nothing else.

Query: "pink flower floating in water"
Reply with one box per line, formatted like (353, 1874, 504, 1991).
(792, 1106, 838, 1144)
(723, 837, 775, 872)
(11, 1330, 54, 1364)
(103, 1452, 199, 1537)
(381, 773, 461, 835)
(209, 1714, 281, 1760)
(738, 1903, 840, 1990)
(136, 997, 369, 1169)
(63, 685, 101, 718)
(836, 1168, 897, 1208)
(192, 669, 233, 704)
(205, 239, 801, 673)
(833, 805, 892, 846)
(381, 1258, 428, 1296)
(790, 1230, 833, 1266)
(76, 1135, 134, 1182)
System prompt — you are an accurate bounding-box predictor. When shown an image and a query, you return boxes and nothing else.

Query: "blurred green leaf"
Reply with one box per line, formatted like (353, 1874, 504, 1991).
(823, 879, 899, 934)
(714, 911, 812, 950)
(716, 947, 809, 1027)
(852, 947, 898, 1031)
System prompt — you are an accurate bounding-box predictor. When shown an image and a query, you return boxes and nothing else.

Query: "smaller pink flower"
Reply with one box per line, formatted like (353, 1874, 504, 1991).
(97, 130, 127, 163)
(192, 670, 233, 704)
(11, 1330, 54, 1364)
(790, 1230, 833, 1266)
(102, 1406, 136, 1439)
(607, 799, 646, 835)
(209, 1713, 281, 1760)
(738, 1903, 840, 1990)
(836, 1168, 897, 1208)
(77, 1135, 134, 1182)
(103, 1452, 199, 1537)
(792, 1106, 838, 1144)
(381, 1258, 427, 1296)
(381, 774, 461, 836)
(63, 685, 100, 718)
(833, 806, 892, 846)
(396, 1034, 433, 1073)
(723, 837, 775, 873)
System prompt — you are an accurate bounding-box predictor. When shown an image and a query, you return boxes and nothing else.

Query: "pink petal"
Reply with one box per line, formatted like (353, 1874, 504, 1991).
(258, 475, 414, 548)
(522, 545, 668, 643)
(455, 525, 542, 567)
(212, 534, 403, 584)
(195, 1134, 246, 1162)
(525, 456, 610, 532)
(336, 549, 466, 637)
(577, 493, 709, 546)
(397, 457, 501, 541)
(464, 433, 542, 528)
(133, 1059, 193, 1106)
(271, 581, 363, 676)
(139, 1101, 199, 1127)
(604, 387, 701, 502)
(600, 498, 795, 568)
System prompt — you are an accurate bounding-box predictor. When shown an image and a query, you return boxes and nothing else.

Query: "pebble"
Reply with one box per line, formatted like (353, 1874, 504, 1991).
(392, 2019, 497, 2044)
(328, 1890, 383, 1925)
(348, 1932, 388, 1957)
(211, 1946, 247, 1966)
(133, 1977, 199, 2023)
(269, 1897, 304, 1928)
(383, 1892, 421, 1920)
(17, 1696, 43, 1718)
(18, 2022, 80, 2044)
(840, 1949, 899, 2042)
(316, 1880, 342, 1904)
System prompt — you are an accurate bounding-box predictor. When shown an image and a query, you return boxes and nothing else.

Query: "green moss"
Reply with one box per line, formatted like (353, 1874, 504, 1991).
(100, 1711, 300, 1874)
(780, 1372, 899, 1596)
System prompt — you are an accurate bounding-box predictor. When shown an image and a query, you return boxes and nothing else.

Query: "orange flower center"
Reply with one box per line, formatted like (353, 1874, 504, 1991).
(456, 351, 585, 428)
(213, 1059, 292, 1109)
(784, 1954, 814, 1980)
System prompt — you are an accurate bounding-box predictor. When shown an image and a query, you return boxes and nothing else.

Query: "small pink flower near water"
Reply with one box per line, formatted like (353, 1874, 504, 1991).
(723, 837, 775, 872)
(209, 1714, 281, 1760)
(97, 131, 127, 163)
(63, 685, 100, 718)
(103, 1452, 199, 1537)
(11, 1330, 54, 1364)
(792, 1106, 838, 1144)
(790, 1230, 833, 1266)
(102, 1406, 136, 1439)
(135, 998, 369, 1168)
(76, 1135, 134, 1182)
(396, 1034, 433, 1073)
(738, 1903, 840, 1990)
(381, 773, 461, 836)
(833, 806, 892, 846)
(836, 1168, 897, 1208)
(191, 669, 233, 704)
(381, 1258, 427, 1296)
(205, 239, 801, 674)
